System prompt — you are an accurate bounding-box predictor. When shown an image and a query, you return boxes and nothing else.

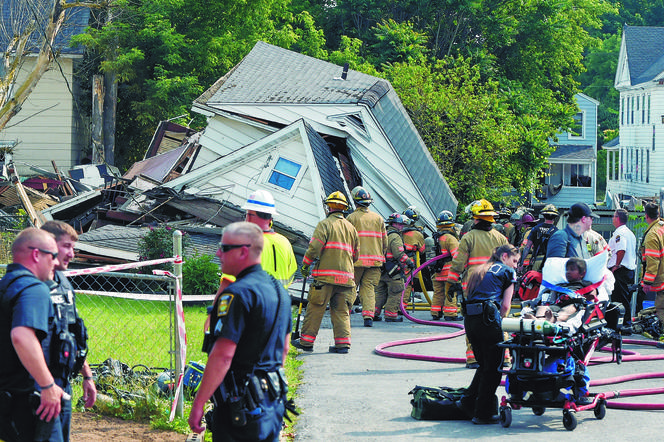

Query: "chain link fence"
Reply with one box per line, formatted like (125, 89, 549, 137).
(69, 271, 177, 371)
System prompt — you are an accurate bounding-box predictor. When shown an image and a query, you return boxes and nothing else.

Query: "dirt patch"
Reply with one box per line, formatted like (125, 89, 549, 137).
(71, 412, 185, 442)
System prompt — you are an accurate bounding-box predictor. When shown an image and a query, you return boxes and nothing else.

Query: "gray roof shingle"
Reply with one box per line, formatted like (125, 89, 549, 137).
(549, 144, 595, 161)
(624, 25, 664, 85)
(0, 0, 90, 56)
(197, 41, 457, 215)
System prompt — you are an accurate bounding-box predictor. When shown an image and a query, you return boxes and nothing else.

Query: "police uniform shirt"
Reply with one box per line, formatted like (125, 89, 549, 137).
(45, 270, 80, 387)
(210, 264, 292, 373)
(607, 224, 637, 270)
(467, 262, 516, 303)
(0, 263, 51, 393)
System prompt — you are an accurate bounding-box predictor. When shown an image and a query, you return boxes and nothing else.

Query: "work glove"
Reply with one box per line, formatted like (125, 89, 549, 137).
(301, 264, 310, 278)
(406, 259, 416, 270)
(447, 283, 462, 302)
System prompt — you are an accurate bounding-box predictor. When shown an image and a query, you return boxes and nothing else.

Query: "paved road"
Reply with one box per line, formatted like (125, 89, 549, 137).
(293, 308, 664, 441)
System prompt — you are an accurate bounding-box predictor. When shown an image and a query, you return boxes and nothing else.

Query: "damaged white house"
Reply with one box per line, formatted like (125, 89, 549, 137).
(159, 41, 457, 246)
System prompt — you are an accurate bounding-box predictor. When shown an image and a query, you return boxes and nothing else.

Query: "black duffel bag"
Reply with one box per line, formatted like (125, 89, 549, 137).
(409, 385, 470, 420)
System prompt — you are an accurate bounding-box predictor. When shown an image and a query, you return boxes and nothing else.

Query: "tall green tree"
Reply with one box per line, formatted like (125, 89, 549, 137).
(74, 0, 310, 170)
(383, 58, 523, 202)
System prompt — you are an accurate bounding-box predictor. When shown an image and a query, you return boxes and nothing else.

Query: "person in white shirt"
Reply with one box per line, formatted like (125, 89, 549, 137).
(608, 209, 637, 325)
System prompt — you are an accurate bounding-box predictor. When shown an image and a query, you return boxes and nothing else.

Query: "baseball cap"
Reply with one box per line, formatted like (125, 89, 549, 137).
(568, 202, 599, 220)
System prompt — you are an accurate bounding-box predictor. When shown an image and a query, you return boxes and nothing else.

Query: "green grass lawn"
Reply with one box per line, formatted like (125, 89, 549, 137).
(74, 295, 301, 439)
(76, 295, 209, 368)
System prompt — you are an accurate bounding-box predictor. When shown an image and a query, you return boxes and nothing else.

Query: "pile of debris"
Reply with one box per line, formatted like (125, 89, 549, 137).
(1, 121, 305, 267)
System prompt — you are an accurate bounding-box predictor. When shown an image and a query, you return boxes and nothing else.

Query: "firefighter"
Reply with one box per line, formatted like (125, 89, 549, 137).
(517, 212, 538, 269)
(497, 208, 516, 245)
(519, 204, 558, 272)
(375, 213, 415, 322)
(448, 199, 508, 368)
(346, 186, 388, 327)
(430, 211, 461, 321)
(292, 192, 359, 354)
(640, 202, 664, 334)
(402, 207, 426, 307)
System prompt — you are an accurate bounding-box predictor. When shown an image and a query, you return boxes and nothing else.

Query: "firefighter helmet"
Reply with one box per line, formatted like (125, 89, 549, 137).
(470, 199, 498, 222)
(520, 213, 537, 226)
(497, 207, 512, 219)
(387, 213, 410, 226)
(351, 186, 373, 206)
(324, 191, 349, 210)
(243, 189, 277, 215)
(403, 206, 419, 222)
(436, 210, 455, 227)
(540, 204, 559, 217)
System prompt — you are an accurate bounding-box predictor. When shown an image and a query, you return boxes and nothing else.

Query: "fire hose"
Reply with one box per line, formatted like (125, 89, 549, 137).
(373, 255, 664, 411)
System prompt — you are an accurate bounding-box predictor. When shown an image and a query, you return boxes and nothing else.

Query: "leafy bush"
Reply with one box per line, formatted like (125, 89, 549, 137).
(182, 253, 219, 295)
(137, 225, 191, 271)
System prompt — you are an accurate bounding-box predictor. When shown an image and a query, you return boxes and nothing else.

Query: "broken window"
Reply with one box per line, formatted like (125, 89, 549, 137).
(268, 157, 302, 190)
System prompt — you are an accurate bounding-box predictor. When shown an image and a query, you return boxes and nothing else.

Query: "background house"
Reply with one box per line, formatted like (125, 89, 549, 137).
(605, 25, 664, 202)
(0, 2, 90, 176)
(537, 93, 599, 208)
(163, 41, 457, 244)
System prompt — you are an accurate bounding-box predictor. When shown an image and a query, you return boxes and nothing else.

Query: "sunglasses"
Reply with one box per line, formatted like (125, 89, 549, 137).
(218, 243, 251, 252)
(28, 247, 58, 260)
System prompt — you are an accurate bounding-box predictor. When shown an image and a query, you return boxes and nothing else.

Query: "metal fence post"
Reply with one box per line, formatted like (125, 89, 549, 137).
(173, 230, 184, 417)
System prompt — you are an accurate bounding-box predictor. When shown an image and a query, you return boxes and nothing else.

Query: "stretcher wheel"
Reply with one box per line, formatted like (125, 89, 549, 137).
(499, 406, 512, 428)
(563, 410, 577, 431)
(532, 406, 545, 416)
(594, 399, 606, 420)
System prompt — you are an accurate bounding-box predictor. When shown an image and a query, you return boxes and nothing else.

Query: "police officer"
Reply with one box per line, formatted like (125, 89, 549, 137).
(448, 199, 508, 368)
(430, 211, 460, 321)
(375, 213, 415, 322)
(608, 209, 637, 324)
(346, 186, 388, 327)
(40, 221, 96, 441)
(188, 222, 292, 441)
(0, 228, 64, 441)
(292, 192, 359, 353)
(402, 207, 426, 308)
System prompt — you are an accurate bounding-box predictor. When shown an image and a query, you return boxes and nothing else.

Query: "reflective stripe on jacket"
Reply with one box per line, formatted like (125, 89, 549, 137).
(642, 219, 664, 291)
(303, 212, 359, 287)
(448, 227, 508, 290)
(434, 231, 459, 281)
(385, 228, 410, 268)
(347, 207, 388, 268)
(403, 227, 426, 258)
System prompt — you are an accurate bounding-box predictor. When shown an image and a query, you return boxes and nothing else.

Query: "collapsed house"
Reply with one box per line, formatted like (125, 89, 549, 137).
(4, 42, 458, 263)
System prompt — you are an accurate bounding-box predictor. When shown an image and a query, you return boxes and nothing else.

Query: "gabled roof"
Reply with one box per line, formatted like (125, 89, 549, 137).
(0, 1, 90, 55)
(549, 144, 595, 162)
(195, 41, 457, 216)
(623, 25, 664, 85)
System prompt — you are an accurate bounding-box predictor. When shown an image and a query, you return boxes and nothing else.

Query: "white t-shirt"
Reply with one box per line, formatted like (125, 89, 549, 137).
(607, 224, 637, 270)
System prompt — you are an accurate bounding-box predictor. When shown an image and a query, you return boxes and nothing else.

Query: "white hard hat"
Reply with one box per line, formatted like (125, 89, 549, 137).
(243, 189, 277, 215)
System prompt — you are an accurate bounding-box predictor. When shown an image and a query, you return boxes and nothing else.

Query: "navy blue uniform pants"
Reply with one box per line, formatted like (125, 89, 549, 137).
(461, 313, 504, 419)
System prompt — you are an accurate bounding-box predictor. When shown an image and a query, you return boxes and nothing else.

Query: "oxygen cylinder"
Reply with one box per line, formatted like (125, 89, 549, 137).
(502, 317, 561, 336)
